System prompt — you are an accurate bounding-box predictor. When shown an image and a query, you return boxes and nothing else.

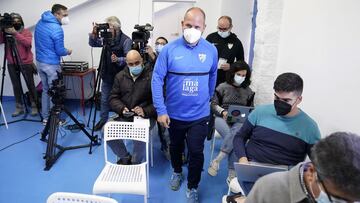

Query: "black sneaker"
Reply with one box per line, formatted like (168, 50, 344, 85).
(93, 120, 106, 131)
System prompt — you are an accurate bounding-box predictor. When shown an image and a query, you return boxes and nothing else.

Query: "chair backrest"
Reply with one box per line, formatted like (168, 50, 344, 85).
(47, 192, 118, 203)
(103, 121, 149, 164)
(104, 121, 149, 142)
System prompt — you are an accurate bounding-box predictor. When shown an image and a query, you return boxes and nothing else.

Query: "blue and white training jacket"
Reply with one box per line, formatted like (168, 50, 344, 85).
(151, 37, 218, 121)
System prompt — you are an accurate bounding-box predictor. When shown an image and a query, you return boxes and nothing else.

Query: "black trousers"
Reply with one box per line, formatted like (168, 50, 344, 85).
(7, 63, 37, 105)
(168, 116, 209, 189)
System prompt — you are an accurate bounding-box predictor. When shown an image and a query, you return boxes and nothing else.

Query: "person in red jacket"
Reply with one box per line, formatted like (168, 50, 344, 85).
(0, 13, 38, 116)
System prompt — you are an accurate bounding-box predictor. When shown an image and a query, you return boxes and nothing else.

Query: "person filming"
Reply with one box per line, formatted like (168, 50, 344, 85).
(0, 13, 38, 117)
(88, 16, 132, 131)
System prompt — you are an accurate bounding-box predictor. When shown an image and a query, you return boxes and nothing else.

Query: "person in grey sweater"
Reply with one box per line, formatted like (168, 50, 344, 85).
(223, 131, 360, 203)
(208, 61, 254, 180)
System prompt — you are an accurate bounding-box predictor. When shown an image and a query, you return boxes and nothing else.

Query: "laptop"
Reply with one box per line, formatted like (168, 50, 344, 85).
(226, 105, 254, 123)
(234, 162, 288, 195)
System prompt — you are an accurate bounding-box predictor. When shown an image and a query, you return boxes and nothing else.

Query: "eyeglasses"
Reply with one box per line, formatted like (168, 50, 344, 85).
(317, 172, 353, 203)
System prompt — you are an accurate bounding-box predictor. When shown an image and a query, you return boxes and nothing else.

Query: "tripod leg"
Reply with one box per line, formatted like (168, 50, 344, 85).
(40, 114, 51, 141)
(63, 107, 99, 154)
(43, 106, 61, 170)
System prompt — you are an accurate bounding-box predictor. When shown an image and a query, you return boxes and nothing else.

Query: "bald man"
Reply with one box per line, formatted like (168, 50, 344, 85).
(206, 16, 245, 86)
(107, 50, 156, 164)
(152, 7, 218, 203)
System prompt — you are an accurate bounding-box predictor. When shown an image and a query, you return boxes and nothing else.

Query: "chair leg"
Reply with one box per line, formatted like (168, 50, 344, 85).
(151, 132, 154, 167)
(210, 137, 216, 163)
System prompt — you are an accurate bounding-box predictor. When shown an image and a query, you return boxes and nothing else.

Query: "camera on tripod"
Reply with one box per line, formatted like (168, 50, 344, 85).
(94, 23, 112, 40)
(48, 72, 66, 106)
(0, 13, 15, 30)
(132, 23, 154, 55)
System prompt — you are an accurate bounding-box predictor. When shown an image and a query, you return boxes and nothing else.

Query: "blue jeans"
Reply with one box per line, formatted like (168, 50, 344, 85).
(37, 61, 61, 119)
(100, 81, 113, 122)
(214, 117, 243, 154)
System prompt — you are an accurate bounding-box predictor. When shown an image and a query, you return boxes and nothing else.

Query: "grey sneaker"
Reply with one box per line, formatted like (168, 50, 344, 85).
(30, 103, 39, 116)
(207, 160, 220, 176)
(169, 172, 183, 191)
(186, 188, 199, 203)
(12, 107, 24, 117)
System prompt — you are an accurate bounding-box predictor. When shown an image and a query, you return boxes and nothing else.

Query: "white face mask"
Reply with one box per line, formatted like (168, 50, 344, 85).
(234, 75, 245, 86)
(61, 16, 70, 25)
(155, 44, 164, 53)
(218, 31, 230, 38)
(183, 28, 202, 44)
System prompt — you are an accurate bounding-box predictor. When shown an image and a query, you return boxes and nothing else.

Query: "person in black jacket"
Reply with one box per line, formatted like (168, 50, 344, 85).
(206, 16, 244, 86)
(107, 50, 156, 164)
(89, 16, 132, 131)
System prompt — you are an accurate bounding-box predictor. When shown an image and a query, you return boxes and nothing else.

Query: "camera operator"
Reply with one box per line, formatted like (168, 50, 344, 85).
(107, 50, 156, 164)
(35, 4, 72, 125)
(89, 16, 132, 131)
(0, 13, 38, 117)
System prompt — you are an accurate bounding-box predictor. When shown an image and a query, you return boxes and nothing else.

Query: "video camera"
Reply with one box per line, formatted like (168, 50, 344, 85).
(48, 72, 66, 106)
(0, 13, 14, 29)
(94, 23, 112, 40)
(132, 23, 154, 55)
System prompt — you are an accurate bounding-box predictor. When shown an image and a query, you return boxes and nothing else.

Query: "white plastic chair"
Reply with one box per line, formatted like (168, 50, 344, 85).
(47, 192, 118, 203)
(209, 129, 221, 163)
(93, 121, 150, 203)
(133, 116, 153, 167)
(0, 101, 8, 129)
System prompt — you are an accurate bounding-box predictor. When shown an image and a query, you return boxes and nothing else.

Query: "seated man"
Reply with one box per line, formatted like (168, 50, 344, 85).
(107, 50, 156, 164)
(231, 72, 321, 190)
(224, 131, 360, 203)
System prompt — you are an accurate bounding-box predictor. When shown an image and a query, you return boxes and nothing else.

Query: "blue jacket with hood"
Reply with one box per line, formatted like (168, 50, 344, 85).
(35, 11, 68, 65)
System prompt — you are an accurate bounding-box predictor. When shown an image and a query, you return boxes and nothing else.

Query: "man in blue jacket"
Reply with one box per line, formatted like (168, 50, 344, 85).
(152, 7, 217, 203)
(35, 4, 72, 124)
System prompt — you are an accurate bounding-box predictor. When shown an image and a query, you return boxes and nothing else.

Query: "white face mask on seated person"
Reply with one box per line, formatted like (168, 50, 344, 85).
(233, 74, 245, 86)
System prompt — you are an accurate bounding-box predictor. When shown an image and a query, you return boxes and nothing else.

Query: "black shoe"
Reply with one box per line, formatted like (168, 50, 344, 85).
(116, 154, 132, 165)
(93, 120, 106, 131)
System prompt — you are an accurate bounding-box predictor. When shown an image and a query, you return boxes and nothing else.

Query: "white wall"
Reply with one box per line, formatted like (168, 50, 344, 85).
(276, 0, 360, 135)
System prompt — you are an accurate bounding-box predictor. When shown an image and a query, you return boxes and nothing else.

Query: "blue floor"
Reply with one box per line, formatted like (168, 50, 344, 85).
(0, 98, 229, 203)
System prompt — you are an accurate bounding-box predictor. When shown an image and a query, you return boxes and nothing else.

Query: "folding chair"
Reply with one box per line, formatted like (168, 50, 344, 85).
(93, 121, 150, 203)
(133, 116, 153, 167)
(0, 101, 8, 128)
(47, 192, 118, 203)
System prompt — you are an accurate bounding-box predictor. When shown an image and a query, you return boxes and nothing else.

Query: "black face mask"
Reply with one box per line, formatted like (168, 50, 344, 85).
(13, 23, 22, 31)
(274, 99, 292, 116)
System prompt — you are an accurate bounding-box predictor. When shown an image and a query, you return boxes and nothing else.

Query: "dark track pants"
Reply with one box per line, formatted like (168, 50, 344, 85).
(168, 116, 209, 189)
